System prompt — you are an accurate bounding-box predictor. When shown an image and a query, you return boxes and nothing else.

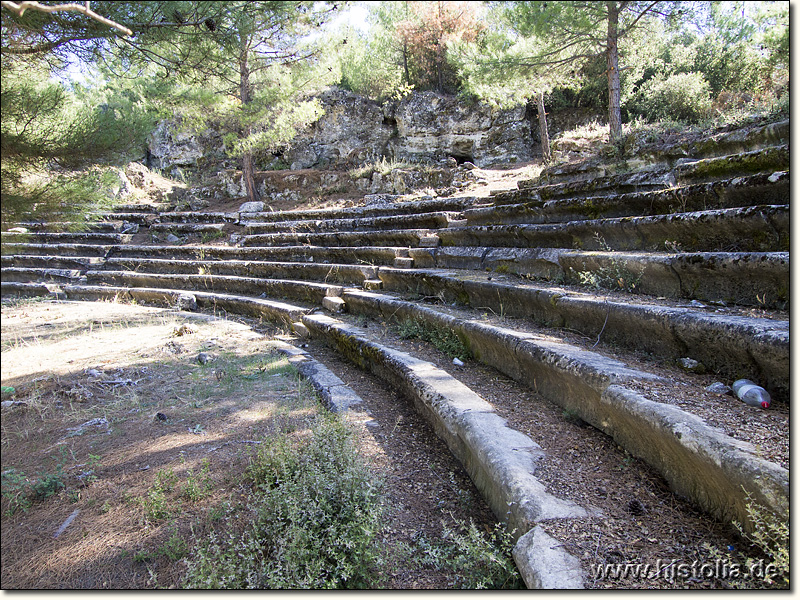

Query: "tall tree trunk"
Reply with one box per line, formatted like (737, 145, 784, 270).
(239, 47, 259, 203)
(436, 1, 444, 92)
(536, 91, 551, 164)
(402, 41, 410, 85)
(606, 1, 622, 140)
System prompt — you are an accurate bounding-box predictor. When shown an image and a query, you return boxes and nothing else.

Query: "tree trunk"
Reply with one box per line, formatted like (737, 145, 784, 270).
(606, 1, 622, 140)
(239, 47, 259, 203)
(536, 91, 551, 164)
(402, 41, 410, 85)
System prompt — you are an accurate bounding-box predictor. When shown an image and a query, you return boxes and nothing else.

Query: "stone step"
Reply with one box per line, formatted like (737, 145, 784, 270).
(20, 235, 780, 309)
(0, 255, 105, 270)
(482, 171, 788, 223)
(665, 119, 789, 161)
(518, 145, 789, 203)
(1, 266, 85, 283)
(239, 228, 436, 249)
(371, 268, 788, 401)
(532, 120, 789, 187)
(107, 203, 162, 213)
(71, 266, 789, 401)
(674, 144, 789, 184)
(148, 222, 226, 234)
(239, 195, 478, 222)
(148, 211, 239, 224)
(0, 231, 134, 245)
(102, 257, 379, 284)
(13, 221, 138, 234)
(241, 211, 457, 234)
(405, 247, 789, 309)
(61, 226, 786, 309)
(333, 291, 788, 529)
(84, 270, 340, 305)
(299, 314, 588, 588)
(518, 168, 677, 200)
(238, 204, 788, 252)
(438, 205, 788, 253)
(100, 212, 159, 225)
(100, 241, 789, 308)
(0, 243, 113, 258)
(107, 243, 402, 266)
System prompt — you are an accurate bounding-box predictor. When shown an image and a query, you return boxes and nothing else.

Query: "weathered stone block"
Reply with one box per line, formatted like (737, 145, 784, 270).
(393, 257, 414, 269)
(418, 234, 440, 248)
(322, 296, 346, 313)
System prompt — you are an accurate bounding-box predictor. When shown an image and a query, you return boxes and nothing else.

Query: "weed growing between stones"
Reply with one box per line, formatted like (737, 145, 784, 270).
(396, 318, 471, 361)
(200, 230, 226, 243)
(574, 266, 642, 294)
(569, 235, 643, 294)
(348, 157, 422, 180)
(705, 497, 789, 589)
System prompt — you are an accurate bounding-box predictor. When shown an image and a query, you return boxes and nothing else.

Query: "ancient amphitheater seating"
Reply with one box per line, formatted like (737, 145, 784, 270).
(1, 119, 788, 588)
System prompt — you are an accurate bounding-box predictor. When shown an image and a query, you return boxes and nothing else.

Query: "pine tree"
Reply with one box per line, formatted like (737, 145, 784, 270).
(502, 1, 689, 139)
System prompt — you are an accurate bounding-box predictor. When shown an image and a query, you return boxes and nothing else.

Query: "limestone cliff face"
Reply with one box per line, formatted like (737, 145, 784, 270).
(147, 120, 229, 173)
(150, 88, 536, 174)
(283, 88, 394, 170)
(385, 91, 534, 167)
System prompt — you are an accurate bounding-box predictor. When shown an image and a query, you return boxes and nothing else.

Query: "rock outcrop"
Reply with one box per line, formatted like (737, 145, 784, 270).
(147, 119, 230, 174)
(283, 88, 395, 170)
(385, 91, 535, 167)
(149, 88, 536, 175)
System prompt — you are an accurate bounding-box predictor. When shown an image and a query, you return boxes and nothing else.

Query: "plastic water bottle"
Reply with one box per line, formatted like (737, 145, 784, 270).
(732, 379, 771, 409)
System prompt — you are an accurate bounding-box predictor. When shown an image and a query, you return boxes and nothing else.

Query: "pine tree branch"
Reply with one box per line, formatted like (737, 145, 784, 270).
(1, 1, 132, 36)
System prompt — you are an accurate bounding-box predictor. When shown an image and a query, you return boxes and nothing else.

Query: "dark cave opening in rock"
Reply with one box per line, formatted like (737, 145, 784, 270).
(449, 140, 475, 164)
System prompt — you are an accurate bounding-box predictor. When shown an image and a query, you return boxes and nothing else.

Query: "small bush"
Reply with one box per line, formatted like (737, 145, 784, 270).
(414, 519, 523, 589)
(183, 460, 213, 502)
(704, 497, 788, 589)
(184, 417, 384, 589)
(31, 472, 65, 500)
(735, 499, 789, 588)
(630, 72, 713, 125)
(1, 467, 65, 514)
(161, 532, 189, 561)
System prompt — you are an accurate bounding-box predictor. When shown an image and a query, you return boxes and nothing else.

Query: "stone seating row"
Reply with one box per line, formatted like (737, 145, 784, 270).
(529, 119, 789, 187)
(504, 144, 788, 203)
(45, 266, 779, 401)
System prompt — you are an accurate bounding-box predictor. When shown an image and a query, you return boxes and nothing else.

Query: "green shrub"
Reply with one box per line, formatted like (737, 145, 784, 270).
(397, 318, 471, 360)
(414, 519, 523, 589)
(705, 497, 788, 589)
(735, 499, 789, 588)
(630, 72, 713, 125)
(691, 33, 769, 97)
(31, 472, 65, 500)
(184, 417, 384, 589)
(1, 466, 66, 514)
